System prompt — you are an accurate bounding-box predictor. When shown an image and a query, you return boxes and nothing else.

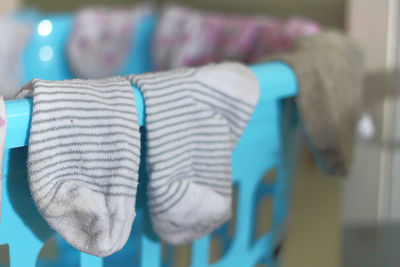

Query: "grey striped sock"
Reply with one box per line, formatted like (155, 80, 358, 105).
(127, 62, 259, 244)
(17, 77, 140, 257)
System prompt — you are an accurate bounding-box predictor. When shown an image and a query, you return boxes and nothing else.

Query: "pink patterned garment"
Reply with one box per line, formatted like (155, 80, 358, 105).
(0, 96, 6, 221)
(153, 5, 322, 70)
(67, 4, 153, 79)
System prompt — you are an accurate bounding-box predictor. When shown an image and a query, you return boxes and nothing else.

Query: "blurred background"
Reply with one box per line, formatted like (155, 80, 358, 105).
(4, 0, 346, 27)
(1, 0, 400, 266)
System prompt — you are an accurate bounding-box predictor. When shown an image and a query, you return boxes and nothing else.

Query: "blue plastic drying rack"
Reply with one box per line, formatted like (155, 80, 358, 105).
(0, 11, 300, 267)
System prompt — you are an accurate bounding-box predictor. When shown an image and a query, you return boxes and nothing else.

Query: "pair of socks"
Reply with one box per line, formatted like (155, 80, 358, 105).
(19, 62, 259, 256)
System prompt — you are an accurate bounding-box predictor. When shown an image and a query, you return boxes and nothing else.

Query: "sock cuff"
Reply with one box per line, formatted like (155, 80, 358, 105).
(126, 62, 259, 106)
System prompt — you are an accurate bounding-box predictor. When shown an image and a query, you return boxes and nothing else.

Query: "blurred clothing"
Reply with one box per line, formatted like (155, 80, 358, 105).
(260, 31, 364, 176)
(153, 5, 321, 70)
(67, 4, 153, 79)
(0, 16, 32, 99)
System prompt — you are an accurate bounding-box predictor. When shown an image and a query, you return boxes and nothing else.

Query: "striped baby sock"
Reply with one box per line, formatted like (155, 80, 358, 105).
(16, 77, 140, 257)
(127, 62, 259, 244)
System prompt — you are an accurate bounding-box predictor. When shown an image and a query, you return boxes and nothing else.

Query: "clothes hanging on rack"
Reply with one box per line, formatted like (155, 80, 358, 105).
(67, 4, 153, 79)
(5, 4, 363, 259)
(259, 30, 364, 176)
(16, 62, 259, 254)
(153, 5, 321, 70)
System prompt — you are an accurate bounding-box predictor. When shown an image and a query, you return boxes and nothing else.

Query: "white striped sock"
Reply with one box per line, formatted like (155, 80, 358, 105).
(17, 77, 140, 257)
(127, 62, 259, 244)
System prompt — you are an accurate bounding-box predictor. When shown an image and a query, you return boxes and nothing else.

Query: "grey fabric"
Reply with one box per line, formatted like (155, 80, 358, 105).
(127, 62, 259, 244)
(16, 77, 141, 257)
(259, 30, 364, 176)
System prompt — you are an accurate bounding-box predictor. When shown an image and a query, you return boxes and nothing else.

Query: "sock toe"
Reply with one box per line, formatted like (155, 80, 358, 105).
(150, 182, 231, 244)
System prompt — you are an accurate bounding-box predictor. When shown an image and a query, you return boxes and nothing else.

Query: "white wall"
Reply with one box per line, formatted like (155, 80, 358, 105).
(347, 0, 398, 71)
(344, 0, 400, 225)
(0, 0, 20, 13)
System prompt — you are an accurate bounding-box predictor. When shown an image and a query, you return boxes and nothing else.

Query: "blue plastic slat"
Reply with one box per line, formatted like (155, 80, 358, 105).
(22, 14, 74, 83)
(80, 253, 103, 267)
(192, 235, 211, 267)
(5, 98, 32, 150)
(140, 233, 162, 267)
(22, 13, 156, 85)
(250, 62, 298, 102)
(119, 15, 158, 75)
(0, 152, 49, 267)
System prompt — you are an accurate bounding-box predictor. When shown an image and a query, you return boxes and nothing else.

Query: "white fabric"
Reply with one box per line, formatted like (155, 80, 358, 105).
(17, 77, 141, 257)
(127, 62, 259, 244)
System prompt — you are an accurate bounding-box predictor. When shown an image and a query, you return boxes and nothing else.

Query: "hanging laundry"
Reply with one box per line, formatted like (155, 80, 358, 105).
(16, 62, 259, 252)
(0, 16, 32, 99)
(67, 4, 153, 79)
(127, 62, 259, 244)
(0, 96, 6, 221)
(16, 77, 141, 257)
(153, 5, 321, 70)
(259, 30, 364, 176)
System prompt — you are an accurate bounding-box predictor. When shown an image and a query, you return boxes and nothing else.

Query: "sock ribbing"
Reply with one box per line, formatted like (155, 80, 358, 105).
(18, 77, 140, 257)
(127, 62, 259, 244)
